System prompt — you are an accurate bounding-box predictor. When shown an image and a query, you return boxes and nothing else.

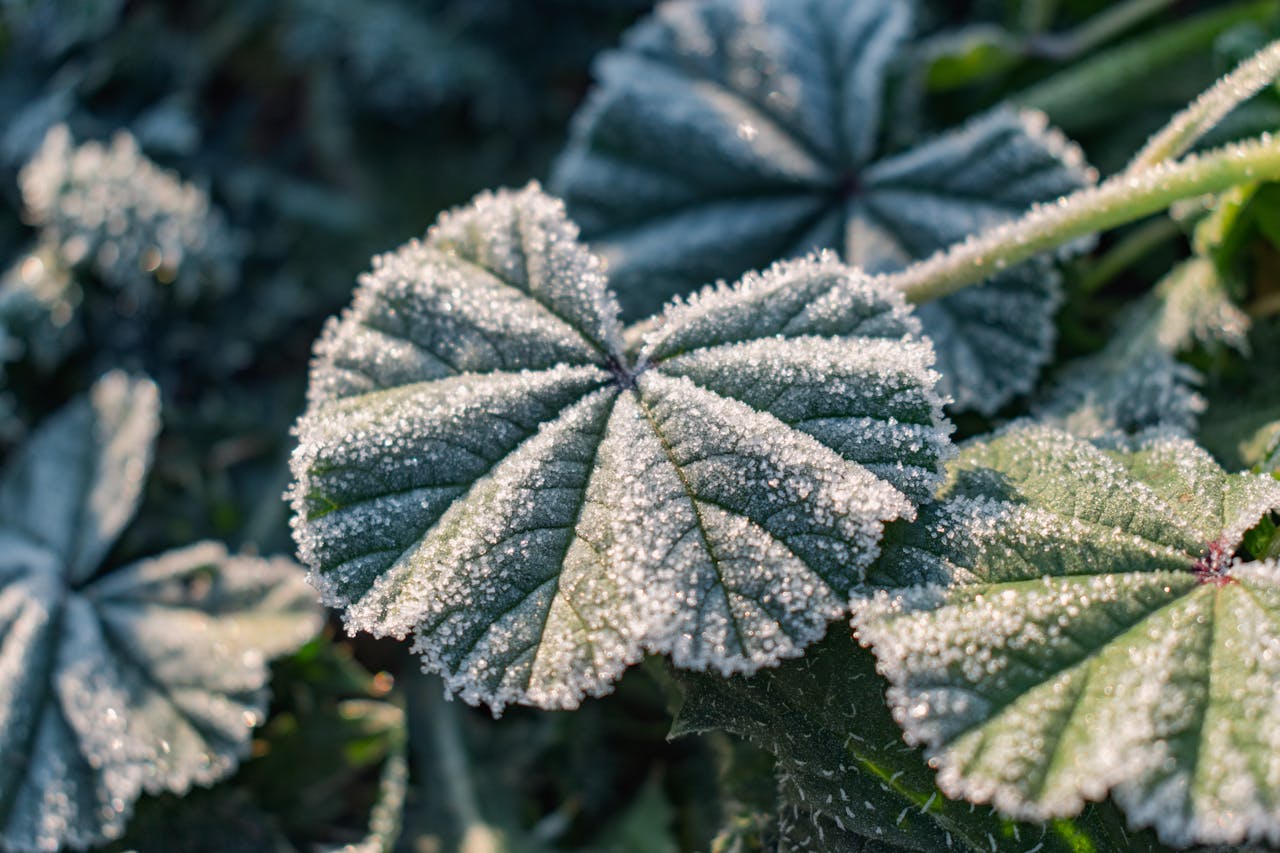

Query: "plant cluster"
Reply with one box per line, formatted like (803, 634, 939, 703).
(4, 0, 1280, 852)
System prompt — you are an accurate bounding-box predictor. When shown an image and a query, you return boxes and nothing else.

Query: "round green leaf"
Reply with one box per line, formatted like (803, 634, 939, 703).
(290, 183, 952, 713)
(854, 423, 1280, 847)
(674, 630, 1165, 853)
(0, 370, 158, 584)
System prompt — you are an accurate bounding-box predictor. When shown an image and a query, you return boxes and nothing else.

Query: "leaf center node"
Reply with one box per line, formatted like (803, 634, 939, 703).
(834, 171, 863, 200)
(606, 356, 640, 390)
(1194, 540, 1237, 586)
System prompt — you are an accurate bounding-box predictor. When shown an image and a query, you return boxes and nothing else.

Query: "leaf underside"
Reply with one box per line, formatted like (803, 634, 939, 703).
(854, 422, 1280, 847)
(552, 0, 1093, 412)
(0, 374, 320, 853)
(290, 183, 951, 713)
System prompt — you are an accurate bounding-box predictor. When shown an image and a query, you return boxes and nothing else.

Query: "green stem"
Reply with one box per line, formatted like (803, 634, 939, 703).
(1130, 38, 1280, 171)
(893, 134, 1280, 304)
(1015, 0, 1280, 129)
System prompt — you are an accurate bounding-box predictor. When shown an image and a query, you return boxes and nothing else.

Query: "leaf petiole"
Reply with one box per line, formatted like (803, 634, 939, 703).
(1129, 38, 1280, 170)
(891, 132, 1280, 304)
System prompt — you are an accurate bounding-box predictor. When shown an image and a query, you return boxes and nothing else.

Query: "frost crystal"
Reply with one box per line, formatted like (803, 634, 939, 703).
(854, 422, 1280, 847)
(0, 373, 320, 853)
(18, 125, 241, 305)
(290, 183, 952, 713)
(552, 0, 1094, 413)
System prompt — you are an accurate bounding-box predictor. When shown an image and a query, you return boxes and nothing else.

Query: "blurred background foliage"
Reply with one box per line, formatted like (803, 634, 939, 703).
(2, 0, 1280, 850)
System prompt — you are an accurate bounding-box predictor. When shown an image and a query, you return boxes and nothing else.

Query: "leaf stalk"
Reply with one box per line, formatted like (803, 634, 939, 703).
(894, 133, 1280, 304)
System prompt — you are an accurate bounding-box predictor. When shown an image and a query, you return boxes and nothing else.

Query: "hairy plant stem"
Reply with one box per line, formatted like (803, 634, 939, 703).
(1130, 38, 1280, 170)
(1016, 0, 1279, 129)
(893, 134, 1280, 304)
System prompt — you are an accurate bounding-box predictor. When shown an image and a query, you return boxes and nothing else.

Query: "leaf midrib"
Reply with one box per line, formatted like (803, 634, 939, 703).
(523, 392, 619, 693)
(327, 383, 613, 607)
(94, 601, 245, 781)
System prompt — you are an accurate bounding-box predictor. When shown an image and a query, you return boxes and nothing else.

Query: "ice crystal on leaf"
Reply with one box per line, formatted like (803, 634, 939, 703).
(551, 0, 1094, 413)
(853, 422, 1280, 847)
(289, 183, 952, 713)
(0, 373, 320, 853)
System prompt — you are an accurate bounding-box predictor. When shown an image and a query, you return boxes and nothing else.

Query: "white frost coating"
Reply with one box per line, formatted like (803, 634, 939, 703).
(642, 251, 923, 360)
(427, 182, 625, 358)
(290, 185, 952, 714)
(654, 333, 949, 501)
(0, 376, 321, 853)
(553, 0, 1094, 412)
(853, 424, 1280, 848)
(633, 372, 911, 672)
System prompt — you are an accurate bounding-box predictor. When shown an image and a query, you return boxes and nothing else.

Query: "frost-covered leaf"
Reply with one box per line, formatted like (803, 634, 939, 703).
(19, 125, 241, 304)
(0, 373, 321, 853)
(854, 423, 1280, 847)
(552, 0, 1094, 413)
(289, 183, 951, 713)
(0, 370, 157, 584)
(1039, 346, 1205, 438)
(674, 630, 1162, 853)
(1041, 182, 1258, 438)
(1040, 253, 1249, 437)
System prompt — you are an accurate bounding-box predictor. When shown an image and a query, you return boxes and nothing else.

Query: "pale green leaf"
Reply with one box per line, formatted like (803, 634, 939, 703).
(289, 183, 952, 713)
(854, 423, 1280, 847)
(18, 125, 240, 303)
